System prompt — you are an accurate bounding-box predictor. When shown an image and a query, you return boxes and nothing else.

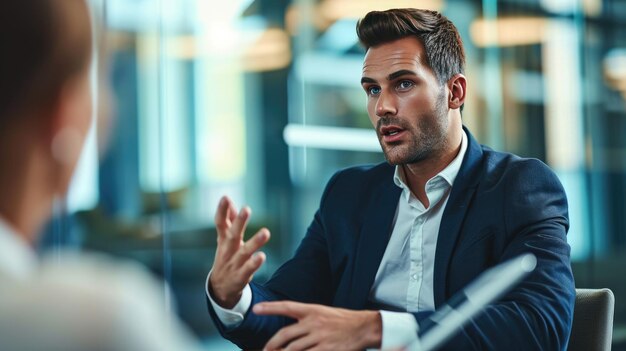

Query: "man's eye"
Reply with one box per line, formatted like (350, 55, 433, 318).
(368, 86, 381, 95)
(398, 80, 414, 90)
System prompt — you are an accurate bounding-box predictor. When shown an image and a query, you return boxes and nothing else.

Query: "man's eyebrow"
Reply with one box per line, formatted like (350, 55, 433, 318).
(388, 69, 417, 81)
(360, 70, 418, 85)
(361, 77, 376, 85)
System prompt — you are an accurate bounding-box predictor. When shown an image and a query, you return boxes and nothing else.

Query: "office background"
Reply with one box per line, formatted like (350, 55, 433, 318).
(43, 0, 626, 349)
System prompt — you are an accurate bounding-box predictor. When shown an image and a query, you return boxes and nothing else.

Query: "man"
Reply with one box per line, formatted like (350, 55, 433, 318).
(206, 8, 575, 351)
(0, 1, 202, 350)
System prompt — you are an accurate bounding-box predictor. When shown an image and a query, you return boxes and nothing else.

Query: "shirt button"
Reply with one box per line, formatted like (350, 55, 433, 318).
(411, 273, 418, 281)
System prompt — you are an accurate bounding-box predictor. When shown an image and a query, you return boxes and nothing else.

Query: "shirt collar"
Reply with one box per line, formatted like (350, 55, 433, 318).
(393, 129, 469, 194)
(0, 216, 38, 279)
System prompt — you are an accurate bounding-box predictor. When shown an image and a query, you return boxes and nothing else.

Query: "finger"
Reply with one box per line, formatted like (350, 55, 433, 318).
(234, 228, 270, 266)
(227, 199, 237, 224)
(264, 324, 309, 351)
(215, 196, 238, 230)
(214, 196, 232, 233)
(284, 334, 318, 351)
(237, 251, 266, 282)
(214, 198, 239, 263)
(253, 301, 310, 319)
(229, 205, 251, 240)
(221, 206, 250, 257)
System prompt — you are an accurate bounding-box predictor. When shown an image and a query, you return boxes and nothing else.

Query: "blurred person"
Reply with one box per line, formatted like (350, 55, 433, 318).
(206, 8, 574, 351)
(0, 1, 202, 350)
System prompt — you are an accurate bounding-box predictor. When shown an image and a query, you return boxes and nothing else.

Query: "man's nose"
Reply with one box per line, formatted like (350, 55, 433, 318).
(375, 91, 397, 118)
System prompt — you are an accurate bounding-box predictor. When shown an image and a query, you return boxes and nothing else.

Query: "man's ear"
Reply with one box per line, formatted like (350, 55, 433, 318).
(447, 74, 466, 110)
(42, 90, 68, 153)
(48, 74, 91, 166)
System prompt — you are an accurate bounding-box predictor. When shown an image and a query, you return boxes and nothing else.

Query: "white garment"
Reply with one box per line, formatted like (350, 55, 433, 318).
(0, 217, 203, 351)
(206, 132, 468, 351)
(369, 131, 468, 349)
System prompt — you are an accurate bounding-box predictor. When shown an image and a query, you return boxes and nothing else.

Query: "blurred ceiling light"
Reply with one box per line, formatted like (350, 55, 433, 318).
(470, 17, 547, 47)
(197, 0, 253, 23)
(604, 49, 626, 98)
(319, 0, 443, 21)
(243, 28, 292, 72)
(285, 3, 334, 35)
(582, 0, 602, 16)
(603, 49, 626, 82)
(284, 124, 380, 152)
(540, 0, 601, 17)
(287, 0, 443, 34)
(139, 28, 291, 72)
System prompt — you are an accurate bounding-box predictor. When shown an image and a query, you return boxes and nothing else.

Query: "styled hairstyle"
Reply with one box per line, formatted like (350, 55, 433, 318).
(357, 8, 465, 86)
(0, 0, 92, 124)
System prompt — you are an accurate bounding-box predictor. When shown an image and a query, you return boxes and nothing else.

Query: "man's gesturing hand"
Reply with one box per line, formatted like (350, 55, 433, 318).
(253, 301, 382, 351)
(209, 196, 270, 309)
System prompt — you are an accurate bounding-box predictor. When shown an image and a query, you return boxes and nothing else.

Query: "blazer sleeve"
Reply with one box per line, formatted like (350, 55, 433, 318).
(415, 159, 575, 351)
(206, 171, 342, 350)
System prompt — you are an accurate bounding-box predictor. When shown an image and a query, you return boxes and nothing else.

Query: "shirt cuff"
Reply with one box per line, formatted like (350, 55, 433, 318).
(205, 271, 252, 328)
(378, 311, 420, 351)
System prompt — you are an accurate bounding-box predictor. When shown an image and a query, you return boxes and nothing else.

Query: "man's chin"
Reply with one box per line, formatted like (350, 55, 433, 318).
(382, 151, 407, 166)
(384, 155, 400, 166)
(383, 149, 428, 166)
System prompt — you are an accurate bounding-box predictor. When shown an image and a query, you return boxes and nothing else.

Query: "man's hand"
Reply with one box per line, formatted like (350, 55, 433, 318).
(253, 301, 382, 351)
(209, 196, 270, 309)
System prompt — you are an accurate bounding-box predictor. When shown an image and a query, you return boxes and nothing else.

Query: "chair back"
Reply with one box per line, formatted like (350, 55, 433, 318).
(567, 288, 615, 351)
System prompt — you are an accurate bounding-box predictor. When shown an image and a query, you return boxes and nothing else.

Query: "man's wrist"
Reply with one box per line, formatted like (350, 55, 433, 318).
(208, 273, 242, 309)
(361, 310, 382, 349)
(212, 289, 242, 309)
(206, 272, 252, 328)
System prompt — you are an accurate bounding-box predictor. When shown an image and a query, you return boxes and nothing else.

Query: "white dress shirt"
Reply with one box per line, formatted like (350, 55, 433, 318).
(0, 216, 203, 351)
(207, 131, 468, 350)
(369, 131, 467, 349)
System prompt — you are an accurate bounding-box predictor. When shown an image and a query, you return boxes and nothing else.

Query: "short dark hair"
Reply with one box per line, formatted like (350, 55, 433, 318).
(357, 8, 465, 85)
(0, 0, 92, 123)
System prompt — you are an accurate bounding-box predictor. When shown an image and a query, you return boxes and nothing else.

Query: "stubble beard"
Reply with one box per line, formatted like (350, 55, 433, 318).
(379, 91, 449, 166)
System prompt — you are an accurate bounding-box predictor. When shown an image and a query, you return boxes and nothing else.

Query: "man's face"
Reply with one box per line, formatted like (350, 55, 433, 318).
(361, 36, 451, 165)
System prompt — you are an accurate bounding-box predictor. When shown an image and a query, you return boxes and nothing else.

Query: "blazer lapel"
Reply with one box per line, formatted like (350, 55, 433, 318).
(347, 174, 401, 309)
(433, 127, 484, 306)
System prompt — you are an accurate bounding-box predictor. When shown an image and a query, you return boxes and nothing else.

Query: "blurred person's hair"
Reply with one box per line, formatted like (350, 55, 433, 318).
(356, 8, 465, 86)
(0, 0, 92, 127)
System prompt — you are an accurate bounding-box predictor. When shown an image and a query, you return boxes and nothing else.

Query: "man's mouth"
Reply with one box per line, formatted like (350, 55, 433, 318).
(380, 126, 404, 136)
(379, 126, 406, 142)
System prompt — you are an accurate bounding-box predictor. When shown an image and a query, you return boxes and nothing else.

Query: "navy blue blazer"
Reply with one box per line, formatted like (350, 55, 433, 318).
(208, 129, 575, 350)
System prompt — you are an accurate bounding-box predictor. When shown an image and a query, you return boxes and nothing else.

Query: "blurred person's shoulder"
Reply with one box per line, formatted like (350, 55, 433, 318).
(38, 250, 166, 308)
(0, 251, 201, 351)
